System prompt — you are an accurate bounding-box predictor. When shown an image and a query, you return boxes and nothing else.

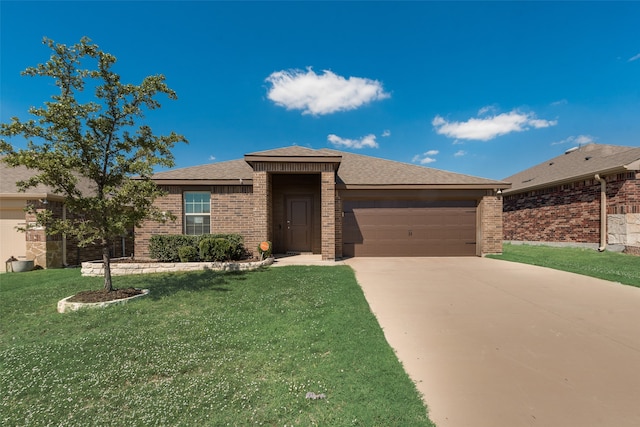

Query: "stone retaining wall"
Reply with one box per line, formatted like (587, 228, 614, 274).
(81, 257, 274, 277)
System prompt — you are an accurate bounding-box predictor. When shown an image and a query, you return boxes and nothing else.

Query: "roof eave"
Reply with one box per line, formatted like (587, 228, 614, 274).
(337, 183, 511, 190)
(244, 154, 342, 164)
(152, 179, 253, 186)
(0, 192, 66, 202)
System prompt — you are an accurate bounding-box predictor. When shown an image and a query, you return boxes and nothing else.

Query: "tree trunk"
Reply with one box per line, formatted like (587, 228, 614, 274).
(102, 245, 113, 292)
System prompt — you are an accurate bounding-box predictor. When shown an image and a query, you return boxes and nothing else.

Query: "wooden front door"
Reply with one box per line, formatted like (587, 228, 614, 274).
(286, 196, 312, 252)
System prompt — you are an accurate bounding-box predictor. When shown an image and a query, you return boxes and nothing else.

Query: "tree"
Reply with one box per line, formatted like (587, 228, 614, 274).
(0, 37, 186, 292)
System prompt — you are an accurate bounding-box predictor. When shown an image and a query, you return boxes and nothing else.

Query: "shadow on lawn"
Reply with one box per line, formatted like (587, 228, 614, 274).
(138, 266, 271, 300)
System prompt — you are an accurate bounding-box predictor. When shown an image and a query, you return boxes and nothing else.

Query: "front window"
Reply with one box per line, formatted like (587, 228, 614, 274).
(184, 192, 210, 235)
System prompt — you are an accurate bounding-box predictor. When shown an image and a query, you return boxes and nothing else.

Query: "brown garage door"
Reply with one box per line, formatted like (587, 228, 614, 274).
(343, 200, 477, 257)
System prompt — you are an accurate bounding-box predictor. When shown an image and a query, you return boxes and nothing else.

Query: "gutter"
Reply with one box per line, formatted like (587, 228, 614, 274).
(594, 174, 607, 252)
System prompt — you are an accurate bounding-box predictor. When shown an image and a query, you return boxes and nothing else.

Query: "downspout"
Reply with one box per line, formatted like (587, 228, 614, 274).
(594, 174, 607, 252)
(62, 204, 67, 266)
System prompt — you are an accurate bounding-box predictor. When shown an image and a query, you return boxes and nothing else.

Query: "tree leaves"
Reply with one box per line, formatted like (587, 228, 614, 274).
(0, 36, 187, 291)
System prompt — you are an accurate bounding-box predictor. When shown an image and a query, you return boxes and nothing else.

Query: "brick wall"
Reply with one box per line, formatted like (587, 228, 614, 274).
(135, 185, 260, 259)
(135, 186, 183, 258)
(479, 195, 503, 255)
(607, 172, 640, 214)
(335, 192, 343, 258)
(503, 172, 639, 244)
(252, 171, 271, 254)
(210, 186, 255, 256)
(321, 171, 336, 260)
(25, 199, 133, 268)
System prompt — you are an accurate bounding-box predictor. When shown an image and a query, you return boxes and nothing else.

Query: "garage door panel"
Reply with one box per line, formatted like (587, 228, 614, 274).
(343, 203, 476, 257)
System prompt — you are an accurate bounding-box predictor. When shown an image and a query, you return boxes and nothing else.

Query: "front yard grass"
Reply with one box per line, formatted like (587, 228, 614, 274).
(0, 266, 433, 426)
(488, 243, 640, 287)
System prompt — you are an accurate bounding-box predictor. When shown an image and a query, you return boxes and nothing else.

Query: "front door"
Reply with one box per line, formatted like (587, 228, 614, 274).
(286, 196, 312, 252)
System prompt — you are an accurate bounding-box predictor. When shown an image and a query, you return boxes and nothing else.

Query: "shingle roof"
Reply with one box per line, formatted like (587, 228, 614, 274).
(151, 159, 253, 182)
(327, 149, 504, 186)
(502, 144, 640, 195)
(246, 146, 338, 158)
(151, 146, 509, 188)
(0, 157, 95, 199)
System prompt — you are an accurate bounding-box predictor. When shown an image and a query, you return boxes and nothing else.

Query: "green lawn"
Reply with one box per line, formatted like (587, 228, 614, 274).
(0, 266, 433, 426)
(488, 244, 640, 287)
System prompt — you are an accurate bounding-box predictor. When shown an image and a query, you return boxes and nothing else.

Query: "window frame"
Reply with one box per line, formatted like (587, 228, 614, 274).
(183, 191, 211, 235)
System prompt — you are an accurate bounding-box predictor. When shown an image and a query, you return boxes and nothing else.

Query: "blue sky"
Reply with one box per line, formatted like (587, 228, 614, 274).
(1, 1, 638, 180)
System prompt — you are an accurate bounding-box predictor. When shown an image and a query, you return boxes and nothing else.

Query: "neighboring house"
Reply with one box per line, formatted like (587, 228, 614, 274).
(0, 159, 133, 272)
(502, 143, 640, 255)
(136, 146, 510, 260)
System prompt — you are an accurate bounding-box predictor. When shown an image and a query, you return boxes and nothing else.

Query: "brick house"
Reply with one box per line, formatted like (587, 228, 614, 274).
(136, 146, 510, 260)
(0, 160, 133, 271)
(502, 143, 640, 254)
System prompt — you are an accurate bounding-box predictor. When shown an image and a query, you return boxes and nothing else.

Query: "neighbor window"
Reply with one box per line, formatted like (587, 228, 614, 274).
(184, 192, 210, 235)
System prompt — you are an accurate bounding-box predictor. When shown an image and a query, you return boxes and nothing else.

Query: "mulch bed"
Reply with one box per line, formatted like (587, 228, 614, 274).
(67, 288, 144, 303)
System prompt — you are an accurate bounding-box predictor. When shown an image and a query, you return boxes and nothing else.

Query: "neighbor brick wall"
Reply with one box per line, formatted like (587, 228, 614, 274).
(503, 173, 639, 244)
(479, 195, 503, 255)
(24, 199, 133, 268)
(607, 172, 640, 214)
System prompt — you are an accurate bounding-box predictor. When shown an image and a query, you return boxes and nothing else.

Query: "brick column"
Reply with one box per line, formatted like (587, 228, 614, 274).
(335, 192, 343, 258)
(321, 171, 336, 260)
(479, 194, 503, 255)
(253, 171, 272, 248)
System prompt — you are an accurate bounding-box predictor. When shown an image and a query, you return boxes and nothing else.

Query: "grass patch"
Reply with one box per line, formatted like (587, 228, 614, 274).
(487, 244, 640, 287)
(0, 266, 433, 426)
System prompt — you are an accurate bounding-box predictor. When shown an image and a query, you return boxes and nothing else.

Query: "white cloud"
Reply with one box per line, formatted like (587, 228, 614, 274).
(551, 99, 568, 106)
(327, 133, 378, 149)
(265, 68, 390, 115)
(382, 129, 391, 137)
(478, 105, 498, 116)
(432, 110, 558, 141)
(629, 53, 640, 62)
(412, 150, 439, 164)
(454, 150, 467, 157)
(551, 134, 596, 146)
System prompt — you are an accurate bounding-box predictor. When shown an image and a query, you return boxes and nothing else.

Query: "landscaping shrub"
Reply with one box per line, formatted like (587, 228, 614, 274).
(223, 234, 246, 260)
(149, 233, 246, 262)
(178, 245, 200, 262)
(149, 235, 198, 262)
(199, 237, 231, 262)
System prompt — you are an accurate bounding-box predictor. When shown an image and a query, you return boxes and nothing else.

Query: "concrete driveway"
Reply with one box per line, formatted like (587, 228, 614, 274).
(345, 257, 640, 427)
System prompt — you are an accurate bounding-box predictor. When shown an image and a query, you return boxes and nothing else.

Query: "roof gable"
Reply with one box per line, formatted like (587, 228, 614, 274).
(503, 144, 640, 194)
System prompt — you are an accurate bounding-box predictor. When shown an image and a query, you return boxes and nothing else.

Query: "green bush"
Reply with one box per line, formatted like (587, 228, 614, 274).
(149, 235, 198, 262)
(223, 234, 246, 260)
(199, 237, 231, 262)
(178, 245, 200, 262)
(149, 234, 246, 262)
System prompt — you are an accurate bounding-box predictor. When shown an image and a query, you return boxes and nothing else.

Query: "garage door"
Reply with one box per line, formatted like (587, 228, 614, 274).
(0, 209, 27, 272)
(342, 200, 477, 257)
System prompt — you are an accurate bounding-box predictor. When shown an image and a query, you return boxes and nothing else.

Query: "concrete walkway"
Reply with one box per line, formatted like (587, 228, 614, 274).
(271, 254, 345, 267)
(345, 257, 640, 427)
